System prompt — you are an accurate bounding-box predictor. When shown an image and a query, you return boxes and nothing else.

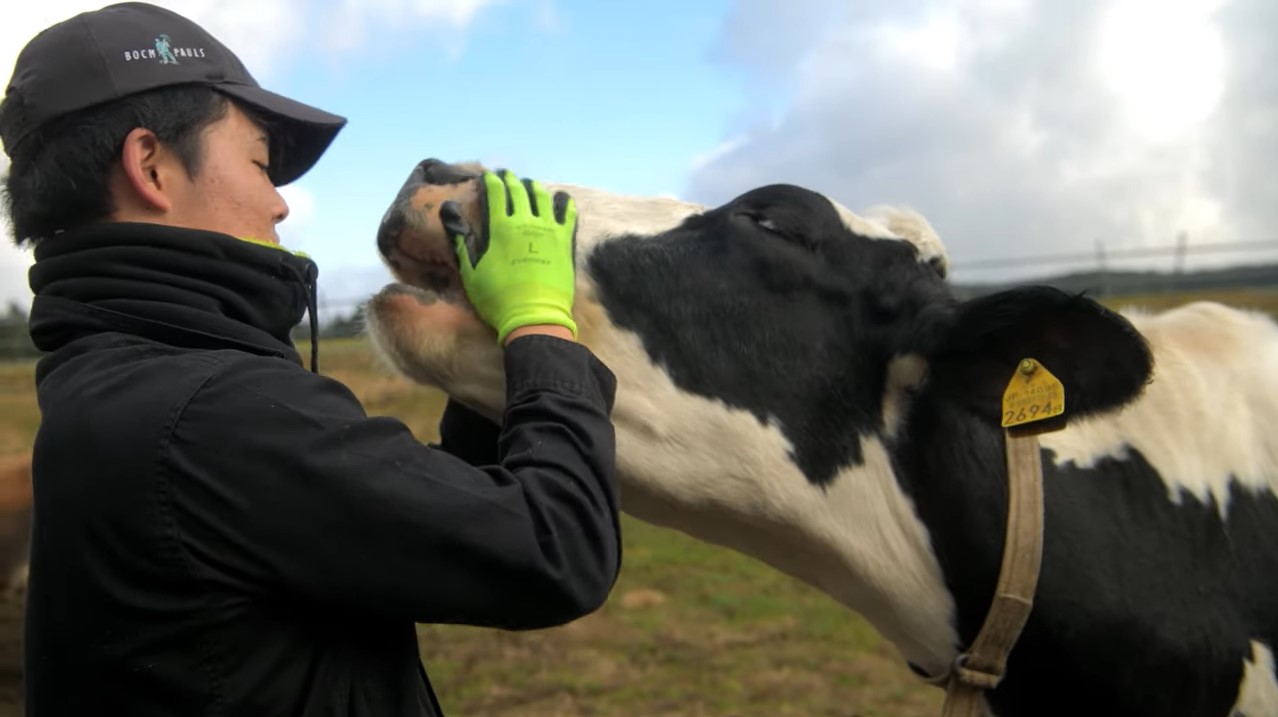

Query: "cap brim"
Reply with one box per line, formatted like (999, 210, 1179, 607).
(216, 83, 347, 187)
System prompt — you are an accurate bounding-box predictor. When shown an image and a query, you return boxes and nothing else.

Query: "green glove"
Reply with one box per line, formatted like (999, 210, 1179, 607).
(439, 169, 579, 346)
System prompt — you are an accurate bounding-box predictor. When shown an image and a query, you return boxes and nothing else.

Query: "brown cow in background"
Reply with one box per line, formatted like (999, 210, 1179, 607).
(0, 456, 31, 602)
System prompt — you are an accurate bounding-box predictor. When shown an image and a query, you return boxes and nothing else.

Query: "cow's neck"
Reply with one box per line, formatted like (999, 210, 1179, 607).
(617, 450, 964, 679)
(887, 386, 1018, 672)
(609, 388, 968, 680)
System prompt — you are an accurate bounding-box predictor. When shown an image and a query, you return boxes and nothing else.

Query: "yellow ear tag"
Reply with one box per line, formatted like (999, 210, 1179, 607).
(1001, 358, 1065, 428)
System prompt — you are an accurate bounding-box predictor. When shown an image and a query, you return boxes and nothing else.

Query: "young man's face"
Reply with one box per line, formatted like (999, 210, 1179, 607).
(164, 102, 291, 244)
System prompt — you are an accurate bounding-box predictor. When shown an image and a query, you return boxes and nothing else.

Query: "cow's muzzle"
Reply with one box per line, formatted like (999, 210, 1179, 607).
(375, 158, 487, 302)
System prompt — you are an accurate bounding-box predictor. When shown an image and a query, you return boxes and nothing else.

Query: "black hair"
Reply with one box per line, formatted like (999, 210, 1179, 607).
(1, 83, 273, 246)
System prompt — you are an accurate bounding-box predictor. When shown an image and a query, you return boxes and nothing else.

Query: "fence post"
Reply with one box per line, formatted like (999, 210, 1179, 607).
(1096, 240, 1108, 297)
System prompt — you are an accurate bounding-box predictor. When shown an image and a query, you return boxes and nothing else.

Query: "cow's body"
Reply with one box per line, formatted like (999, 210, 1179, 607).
(363, 159, 1278, 717)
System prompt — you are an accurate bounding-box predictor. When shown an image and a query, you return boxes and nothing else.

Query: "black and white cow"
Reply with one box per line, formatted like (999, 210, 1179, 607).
(363, 159, 1278, 717)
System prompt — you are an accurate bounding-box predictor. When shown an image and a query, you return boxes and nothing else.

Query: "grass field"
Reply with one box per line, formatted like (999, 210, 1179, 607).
(0, 287, 1274, 716)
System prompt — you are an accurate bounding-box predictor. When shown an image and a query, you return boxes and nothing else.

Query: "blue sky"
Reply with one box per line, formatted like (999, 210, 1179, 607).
(284, 0, 742, 205)
(274, 0, 745, 312)
(3, 0, 1276, 320)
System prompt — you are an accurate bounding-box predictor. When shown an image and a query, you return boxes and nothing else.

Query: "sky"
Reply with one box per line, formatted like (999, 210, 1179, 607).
(2, 0, 1276, 321)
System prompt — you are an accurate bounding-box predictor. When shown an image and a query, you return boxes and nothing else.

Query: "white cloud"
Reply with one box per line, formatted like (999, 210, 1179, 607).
(276, 183, 320, 251)
(340, 0, 498, 27)
(279, 183, 317, 229)
(687, 133, 751, 174)
(0, 242, 33, 314)
(1, 0, 502, 93)
(534, 0, 560, 32)
(689, 0, 1278, 283)
(324, 0, 502, 57)
(1093, 0, 1228, 143)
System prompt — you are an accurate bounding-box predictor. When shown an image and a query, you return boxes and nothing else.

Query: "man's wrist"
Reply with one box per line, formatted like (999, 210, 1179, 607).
(504, 324, 576, 346)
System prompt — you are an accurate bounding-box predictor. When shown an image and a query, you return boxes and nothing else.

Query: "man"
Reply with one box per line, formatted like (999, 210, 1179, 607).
(0, 3, 622, 715)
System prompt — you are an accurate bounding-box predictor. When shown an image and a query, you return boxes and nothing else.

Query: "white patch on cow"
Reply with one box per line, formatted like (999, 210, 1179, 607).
(546, 182, 708, 253)
(829, 200, 899, 241)
(882, 354, 929, 438)
(1037, 301, 1278, 518)
(1231, 640, 1278, 717)
(832, 200, 951, 275)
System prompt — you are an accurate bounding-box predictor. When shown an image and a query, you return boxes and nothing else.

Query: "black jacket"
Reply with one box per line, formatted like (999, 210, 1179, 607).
(21, 222, 622, 716)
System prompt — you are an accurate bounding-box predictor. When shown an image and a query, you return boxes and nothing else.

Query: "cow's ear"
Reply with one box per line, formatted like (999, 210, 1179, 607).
(923, 286, 1154, 426)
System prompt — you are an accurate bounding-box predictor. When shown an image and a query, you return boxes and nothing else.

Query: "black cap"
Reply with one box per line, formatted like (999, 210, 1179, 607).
(0, 1, 347, 186)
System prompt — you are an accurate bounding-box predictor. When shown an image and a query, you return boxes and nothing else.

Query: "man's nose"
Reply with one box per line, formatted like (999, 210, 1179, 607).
(273, 188, 291, 224)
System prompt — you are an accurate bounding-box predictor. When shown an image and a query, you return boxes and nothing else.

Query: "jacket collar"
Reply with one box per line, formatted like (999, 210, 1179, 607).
(27, 221, 321, 375)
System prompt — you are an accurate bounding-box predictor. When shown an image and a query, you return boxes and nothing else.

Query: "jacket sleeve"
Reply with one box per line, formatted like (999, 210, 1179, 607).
(163, 335, 622, 630)
(432, 398, 502, 466)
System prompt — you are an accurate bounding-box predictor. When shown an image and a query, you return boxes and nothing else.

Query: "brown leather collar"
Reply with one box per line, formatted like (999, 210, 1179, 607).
(937, 428, 1046, 717)
(921, 357, 1062, 717)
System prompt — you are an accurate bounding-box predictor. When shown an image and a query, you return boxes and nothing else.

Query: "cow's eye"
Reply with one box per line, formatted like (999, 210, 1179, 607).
(745, 210, 821, 251)
(744, 211, 780, 234)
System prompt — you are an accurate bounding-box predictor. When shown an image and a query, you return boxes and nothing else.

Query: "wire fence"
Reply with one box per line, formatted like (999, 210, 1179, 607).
(942, 235, 1278, 301)
(949, 238, 1278, 272)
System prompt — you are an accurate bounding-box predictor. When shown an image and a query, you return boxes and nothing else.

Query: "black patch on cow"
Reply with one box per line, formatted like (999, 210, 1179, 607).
(586, 183, 951, 486)
(892, 396, 1278, 717)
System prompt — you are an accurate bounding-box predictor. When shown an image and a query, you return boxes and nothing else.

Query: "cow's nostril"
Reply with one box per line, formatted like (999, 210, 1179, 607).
(414, 159, 479, 187)
(410, 158, 445, 185)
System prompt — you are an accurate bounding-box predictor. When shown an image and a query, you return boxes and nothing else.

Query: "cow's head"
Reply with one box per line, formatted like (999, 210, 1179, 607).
(363, 158, 1153, 674)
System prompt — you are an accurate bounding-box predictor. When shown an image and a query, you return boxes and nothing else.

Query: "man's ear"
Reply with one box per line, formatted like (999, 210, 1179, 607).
(115, 127, 174, 214)
(923, 286, 1154, 426)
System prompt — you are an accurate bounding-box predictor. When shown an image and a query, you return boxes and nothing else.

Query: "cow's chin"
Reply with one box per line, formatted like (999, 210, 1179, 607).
(363, 282, 508, 423)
